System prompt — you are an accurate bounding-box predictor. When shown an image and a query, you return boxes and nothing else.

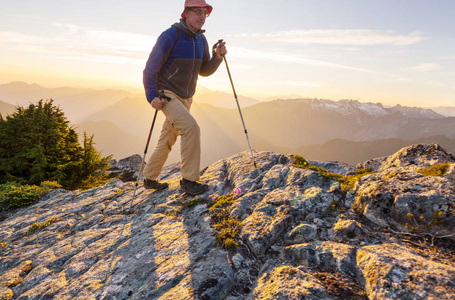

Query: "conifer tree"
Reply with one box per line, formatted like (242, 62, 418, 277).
(0, 99, 111, 189)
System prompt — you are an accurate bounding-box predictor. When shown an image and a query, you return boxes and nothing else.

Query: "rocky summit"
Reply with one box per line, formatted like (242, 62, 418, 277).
(1, 144, 455, 300)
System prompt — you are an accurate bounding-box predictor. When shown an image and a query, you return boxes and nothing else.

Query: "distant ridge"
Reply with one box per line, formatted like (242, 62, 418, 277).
(255, 135, 455, 166)
(2, 82, 455, 166)
(0, 81, 133, 122)
(430, 106, 455, 117)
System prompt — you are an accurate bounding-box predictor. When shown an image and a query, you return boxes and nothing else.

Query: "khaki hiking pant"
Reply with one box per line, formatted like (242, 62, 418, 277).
(143, 90, 201, 182)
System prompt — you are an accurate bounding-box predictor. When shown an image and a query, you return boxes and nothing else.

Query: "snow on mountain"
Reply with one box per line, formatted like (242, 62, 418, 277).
(285, 98, 444, 119)
(306, 98, 389, 117)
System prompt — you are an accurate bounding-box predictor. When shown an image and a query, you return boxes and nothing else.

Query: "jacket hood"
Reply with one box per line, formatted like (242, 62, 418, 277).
(172, 20, 205, 38)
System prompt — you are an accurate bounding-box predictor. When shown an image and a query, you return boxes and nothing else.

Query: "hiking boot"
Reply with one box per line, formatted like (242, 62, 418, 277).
(180, 178, 208, 195)
(144, 178, 168, 190)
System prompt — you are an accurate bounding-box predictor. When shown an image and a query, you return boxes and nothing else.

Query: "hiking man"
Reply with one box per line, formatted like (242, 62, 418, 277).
(142, 0, 227, 195)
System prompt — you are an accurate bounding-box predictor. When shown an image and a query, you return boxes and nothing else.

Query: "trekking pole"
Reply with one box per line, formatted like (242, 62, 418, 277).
(128, 91, 170, 212)
(213, 39, 257, 168)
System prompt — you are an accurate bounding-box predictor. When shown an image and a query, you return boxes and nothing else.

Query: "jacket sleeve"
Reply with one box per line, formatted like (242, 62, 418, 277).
(199, 35, 223, 77)
(143, 29, 176, 103)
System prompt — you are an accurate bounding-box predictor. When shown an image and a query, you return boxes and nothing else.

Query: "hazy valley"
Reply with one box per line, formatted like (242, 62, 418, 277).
(1, 81, 455, 167)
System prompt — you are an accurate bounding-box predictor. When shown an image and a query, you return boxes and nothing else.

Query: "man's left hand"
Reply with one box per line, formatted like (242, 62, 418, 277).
(215, 41, 227, 59)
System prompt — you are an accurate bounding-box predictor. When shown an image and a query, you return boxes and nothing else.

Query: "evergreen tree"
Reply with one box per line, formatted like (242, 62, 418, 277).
(0, 99, 111, 189)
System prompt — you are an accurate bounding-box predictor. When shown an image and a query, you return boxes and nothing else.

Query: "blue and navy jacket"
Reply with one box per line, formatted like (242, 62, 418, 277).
(143, 20, 222, 102)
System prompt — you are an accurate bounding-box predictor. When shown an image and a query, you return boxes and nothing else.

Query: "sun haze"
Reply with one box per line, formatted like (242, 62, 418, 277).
(1, 0, 454, 107)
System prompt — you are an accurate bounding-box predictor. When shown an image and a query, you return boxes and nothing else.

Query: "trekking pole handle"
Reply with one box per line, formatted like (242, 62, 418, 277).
(158, 90, 171, 101)
(212, 39, 225, 57)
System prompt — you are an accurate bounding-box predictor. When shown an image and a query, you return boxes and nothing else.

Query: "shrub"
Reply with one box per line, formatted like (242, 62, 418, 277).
(0, 100, 111, 190)
(0, 182, 50, 211)
(40, 181, 62, 189)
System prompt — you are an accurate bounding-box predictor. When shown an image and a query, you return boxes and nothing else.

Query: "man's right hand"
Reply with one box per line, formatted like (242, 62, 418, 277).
(151, 97, 164, 110)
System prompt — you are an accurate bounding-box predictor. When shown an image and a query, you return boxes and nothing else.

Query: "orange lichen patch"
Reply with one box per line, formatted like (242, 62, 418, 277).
(0, 288, 14, 300)
(2, 260, 33, 289)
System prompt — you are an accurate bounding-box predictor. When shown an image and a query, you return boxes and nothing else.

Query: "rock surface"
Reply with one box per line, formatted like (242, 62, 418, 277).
(1, 144, 455, 299)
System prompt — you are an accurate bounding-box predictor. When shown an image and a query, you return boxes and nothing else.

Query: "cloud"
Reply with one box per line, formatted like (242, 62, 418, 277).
(1, 23, 156, 64)
(426, 81, 455, 89)
(233, 30, 429, 46)
(228, 46, 397, 77)
(409, 63, 441, 72)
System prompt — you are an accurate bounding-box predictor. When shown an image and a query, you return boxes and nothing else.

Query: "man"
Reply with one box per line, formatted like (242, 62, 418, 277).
(142, 0, 227, 195)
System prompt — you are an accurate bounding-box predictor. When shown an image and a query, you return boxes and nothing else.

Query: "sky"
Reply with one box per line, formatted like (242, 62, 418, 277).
(1, 0, 455, 107)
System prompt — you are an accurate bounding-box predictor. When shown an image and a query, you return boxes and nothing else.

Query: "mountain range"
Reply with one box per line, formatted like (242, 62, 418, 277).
(1, 81, 455, 166)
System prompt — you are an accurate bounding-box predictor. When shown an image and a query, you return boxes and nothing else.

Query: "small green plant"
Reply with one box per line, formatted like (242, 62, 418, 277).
(405, 211, 445, 233)
(329, 199, 346, 214)
(208, 195, 236, 212)
(0, 182, 51, 211)
(208, 189, 242, 250)
(224, 238, 239, 250)
(25, 216, 57, 236)
(416, 163, 450, 177)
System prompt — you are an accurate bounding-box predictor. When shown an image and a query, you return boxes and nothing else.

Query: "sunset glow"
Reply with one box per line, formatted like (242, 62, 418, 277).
(1, 0, 454, 107)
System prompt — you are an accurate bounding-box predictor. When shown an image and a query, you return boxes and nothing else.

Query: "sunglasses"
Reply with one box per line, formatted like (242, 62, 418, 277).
(188, 8, 210, 17)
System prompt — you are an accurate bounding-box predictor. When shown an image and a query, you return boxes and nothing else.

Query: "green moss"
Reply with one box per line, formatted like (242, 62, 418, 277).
(293, 155, 374, 192)
(292, 155, 345, 182)
(181, 197, 206, 208)
(417, 163, 450, 177)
